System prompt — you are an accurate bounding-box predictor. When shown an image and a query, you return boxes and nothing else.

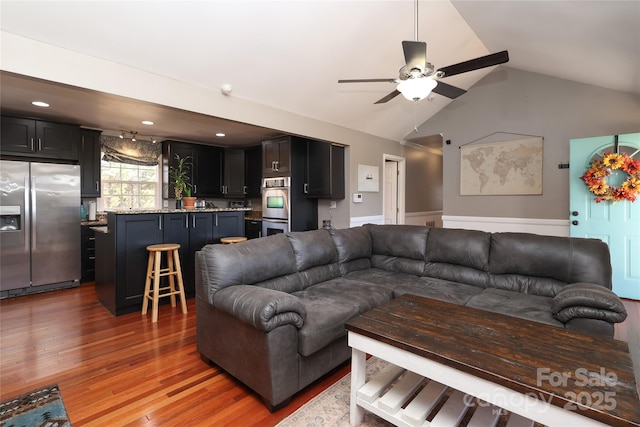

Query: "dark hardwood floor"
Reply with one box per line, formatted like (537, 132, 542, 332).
(1, 284, 638, 426)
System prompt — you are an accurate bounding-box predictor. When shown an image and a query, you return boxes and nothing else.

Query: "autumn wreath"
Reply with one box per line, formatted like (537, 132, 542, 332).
(581, 152, 640, 203)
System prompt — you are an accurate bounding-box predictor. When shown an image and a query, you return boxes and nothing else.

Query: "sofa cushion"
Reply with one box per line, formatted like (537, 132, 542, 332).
(488, 233, 612, 297)
(292, 293, 359, 357)
(344, 268, 420, 287)
(199, 234, 296, 302)
(426, 227, 491, 267)
(287, 230, 338, 272)
(365, 224, 429, 260)
(465, 288, 563, 328)
(394, 278, 484, 305)
(329, 227, 372, 274)
(296, 278, 394, 313)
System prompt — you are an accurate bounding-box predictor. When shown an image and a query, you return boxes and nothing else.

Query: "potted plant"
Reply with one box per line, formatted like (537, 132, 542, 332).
(168, 154, 195, 209)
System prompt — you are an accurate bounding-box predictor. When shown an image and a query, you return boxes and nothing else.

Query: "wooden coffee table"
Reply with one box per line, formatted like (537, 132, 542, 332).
(346, 294, 639, 427)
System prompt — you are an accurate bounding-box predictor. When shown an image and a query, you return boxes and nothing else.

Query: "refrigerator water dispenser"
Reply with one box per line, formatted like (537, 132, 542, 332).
(0, 206, 21, 231)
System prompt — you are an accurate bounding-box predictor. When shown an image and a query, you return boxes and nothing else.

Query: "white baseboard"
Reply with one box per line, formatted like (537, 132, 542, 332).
(442, 215, 570, 237)
(405, 211, 443, 227)
(350, 215, 384, 228)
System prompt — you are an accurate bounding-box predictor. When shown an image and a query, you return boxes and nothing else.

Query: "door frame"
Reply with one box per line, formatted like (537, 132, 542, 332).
(382, 154, 406, 225)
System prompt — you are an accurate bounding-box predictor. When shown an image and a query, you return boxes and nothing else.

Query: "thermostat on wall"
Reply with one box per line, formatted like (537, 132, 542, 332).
(353, 193, 363, 203)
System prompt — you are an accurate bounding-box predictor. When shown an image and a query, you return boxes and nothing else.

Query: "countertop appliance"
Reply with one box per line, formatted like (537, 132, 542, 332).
(0, 160, 81, 297)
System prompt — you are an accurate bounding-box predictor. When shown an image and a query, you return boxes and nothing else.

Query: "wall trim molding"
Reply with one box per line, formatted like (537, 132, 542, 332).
(442, 215, 570, 237)
(350, 215, 384, 228)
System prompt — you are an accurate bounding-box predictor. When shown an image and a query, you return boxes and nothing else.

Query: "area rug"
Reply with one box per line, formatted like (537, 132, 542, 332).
(276, 357, 392, 427)
(0, 384, 71, 427)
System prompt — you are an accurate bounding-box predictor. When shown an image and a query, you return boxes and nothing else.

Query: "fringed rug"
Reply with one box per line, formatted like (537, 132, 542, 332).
(0, 384, 71, 427)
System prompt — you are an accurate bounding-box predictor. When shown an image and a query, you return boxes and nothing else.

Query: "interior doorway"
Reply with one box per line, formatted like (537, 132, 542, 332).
(383, 154, 406, 224)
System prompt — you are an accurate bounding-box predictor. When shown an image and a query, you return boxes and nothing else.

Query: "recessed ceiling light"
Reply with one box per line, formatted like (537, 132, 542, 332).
(32, 101, 49, 107)
(216, 133, 226, 137)
(141, 120, 154, 125)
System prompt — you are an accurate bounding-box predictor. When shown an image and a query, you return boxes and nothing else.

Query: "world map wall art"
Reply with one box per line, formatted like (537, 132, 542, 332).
(460, 136, 543, 196)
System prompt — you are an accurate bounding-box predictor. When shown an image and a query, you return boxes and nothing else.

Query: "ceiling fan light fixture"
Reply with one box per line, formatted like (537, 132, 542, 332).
(397, 78, 438, 101)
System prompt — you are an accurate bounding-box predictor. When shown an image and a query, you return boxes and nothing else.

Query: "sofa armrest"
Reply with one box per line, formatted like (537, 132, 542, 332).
(551, 283, 627, 324)
(213, 285, 307, 332)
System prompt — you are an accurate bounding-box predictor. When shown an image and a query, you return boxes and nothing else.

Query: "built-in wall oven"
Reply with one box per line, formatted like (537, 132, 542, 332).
(262, 177, 290, 236)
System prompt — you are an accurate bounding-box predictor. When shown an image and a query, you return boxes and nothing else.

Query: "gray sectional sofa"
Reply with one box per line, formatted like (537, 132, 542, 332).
(194, 224, 627, 409)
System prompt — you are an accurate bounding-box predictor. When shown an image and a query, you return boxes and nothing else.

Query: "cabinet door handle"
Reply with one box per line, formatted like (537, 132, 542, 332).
(38, 138, 42, 151)
(275, 161, 279, 171)
(88, 237, 96, 241)
(185, 215, 189, 229)
(215, 215, 218, 227)
(192, 215, 196, 228)
(304, 183, 308, 193)
(158, 217, 162, 230)
(30, 137, 35, 151)
(193, 184, 197, 194)
(95, 181, 99, 192)
(243, 186, 247, 195)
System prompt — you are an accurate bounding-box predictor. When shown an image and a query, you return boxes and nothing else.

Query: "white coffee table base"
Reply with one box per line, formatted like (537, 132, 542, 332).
(349, 332, 608, 427)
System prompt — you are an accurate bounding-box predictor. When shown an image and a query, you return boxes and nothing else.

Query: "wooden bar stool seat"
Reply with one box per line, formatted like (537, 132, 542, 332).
(142, 243, 187, 323)
(220, 236, 248, 244)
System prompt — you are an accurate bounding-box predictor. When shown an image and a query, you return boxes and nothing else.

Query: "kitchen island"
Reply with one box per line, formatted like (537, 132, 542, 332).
(95, 208, 251, 316)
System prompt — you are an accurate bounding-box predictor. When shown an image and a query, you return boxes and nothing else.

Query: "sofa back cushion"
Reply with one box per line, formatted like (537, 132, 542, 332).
(287, 230, 338, 271)
(329, 227, 372, 274)
(488, 232, 612, 297)
(198, 233, 298, 304)
(423, 228, 491, 288)
(364, 224, 429, 276)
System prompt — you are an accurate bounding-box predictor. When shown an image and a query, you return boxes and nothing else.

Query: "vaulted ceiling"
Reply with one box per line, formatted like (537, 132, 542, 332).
(1, 1, 638, 147)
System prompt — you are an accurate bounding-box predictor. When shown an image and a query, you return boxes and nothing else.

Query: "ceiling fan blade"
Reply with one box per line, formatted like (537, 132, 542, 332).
(402, 41, 427, 70)
(431, 81, 467, 99)
(437, 50, 509, 77)
(338, 78, 396, 83)
(374, 90, 401, 104)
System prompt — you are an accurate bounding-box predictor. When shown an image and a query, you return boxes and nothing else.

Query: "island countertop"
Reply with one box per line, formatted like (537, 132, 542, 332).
(107, 207, 253, 215)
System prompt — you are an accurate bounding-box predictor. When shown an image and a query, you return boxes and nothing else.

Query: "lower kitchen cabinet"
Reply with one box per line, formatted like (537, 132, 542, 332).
(245, 219, 262, 239)
(95, 211, 244, 315)
(81, 225, 96, 282)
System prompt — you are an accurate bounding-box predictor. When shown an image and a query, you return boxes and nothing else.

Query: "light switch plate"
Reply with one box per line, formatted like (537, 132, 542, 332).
(329, 200, 337, 209)
(163, 200, 169, 208)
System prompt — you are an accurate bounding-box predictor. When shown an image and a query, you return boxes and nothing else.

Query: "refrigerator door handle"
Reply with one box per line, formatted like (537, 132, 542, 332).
(31, 176, 37, 250)
(24, 176, 30, 251)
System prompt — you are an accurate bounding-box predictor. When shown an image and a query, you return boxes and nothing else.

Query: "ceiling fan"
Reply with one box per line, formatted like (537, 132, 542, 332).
(338, 2, 509, 104)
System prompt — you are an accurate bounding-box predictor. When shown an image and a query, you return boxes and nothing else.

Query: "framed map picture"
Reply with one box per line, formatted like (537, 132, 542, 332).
(460, 136, 543, 195)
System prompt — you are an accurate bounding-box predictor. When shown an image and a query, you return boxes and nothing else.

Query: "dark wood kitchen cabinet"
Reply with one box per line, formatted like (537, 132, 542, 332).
(163, 140, 223, 198)
(304, 140, 345, 199)
(81, 225, 96, 283)
(1, 116, 79, 161)
(96, 211, 245, 315)
(223, 149, 245, 197)
(96, 213, 163, 316)
(262, 136, 291, 176)
(244, 145, 262, 198)
(80, 129, 102, 197)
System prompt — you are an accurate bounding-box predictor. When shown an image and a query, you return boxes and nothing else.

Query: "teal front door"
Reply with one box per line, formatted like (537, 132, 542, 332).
(570, 133, 640, 300)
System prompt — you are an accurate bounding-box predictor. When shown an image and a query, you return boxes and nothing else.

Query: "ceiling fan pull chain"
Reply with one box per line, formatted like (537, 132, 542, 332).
(413, 100, 419, 133)
(414, 0, 419, 41)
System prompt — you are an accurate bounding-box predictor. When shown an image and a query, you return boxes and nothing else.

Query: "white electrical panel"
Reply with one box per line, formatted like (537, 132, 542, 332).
(353, 193, 363, 203)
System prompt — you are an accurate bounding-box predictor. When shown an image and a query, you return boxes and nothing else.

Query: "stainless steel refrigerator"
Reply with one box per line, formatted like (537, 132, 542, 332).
(0, 160, 81, 296)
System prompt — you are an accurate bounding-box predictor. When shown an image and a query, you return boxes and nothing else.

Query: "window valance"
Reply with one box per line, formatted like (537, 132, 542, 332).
(100, 135, 161, 166)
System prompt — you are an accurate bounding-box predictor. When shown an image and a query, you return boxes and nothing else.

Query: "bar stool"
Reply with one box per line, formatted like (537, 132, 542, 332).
(220, 236, 248, 244)
(142, 243, 188, 323)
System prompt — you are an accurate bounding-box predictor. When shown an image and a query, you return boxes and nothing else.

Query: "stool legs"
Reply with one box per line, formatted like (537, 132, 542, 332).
(142, 245, 187, 323)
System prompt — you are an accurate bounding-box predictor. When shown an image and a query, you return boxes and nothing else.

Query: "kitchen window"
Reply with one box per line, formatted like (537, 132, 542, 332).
(99, 156, 160, 210)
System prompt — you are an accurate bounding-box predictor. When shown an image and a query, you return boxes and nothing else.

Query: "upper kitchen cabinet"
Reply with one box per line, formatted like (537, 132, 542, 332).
(163, 140, 223, 198)
(262, 136, 291, 176)
(304, 139, 345, 199)
(222, 149, 245, 197)
(244, 145, 262, 198)
(80, 129, 102, 197)
(1, 116, 79, 161)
